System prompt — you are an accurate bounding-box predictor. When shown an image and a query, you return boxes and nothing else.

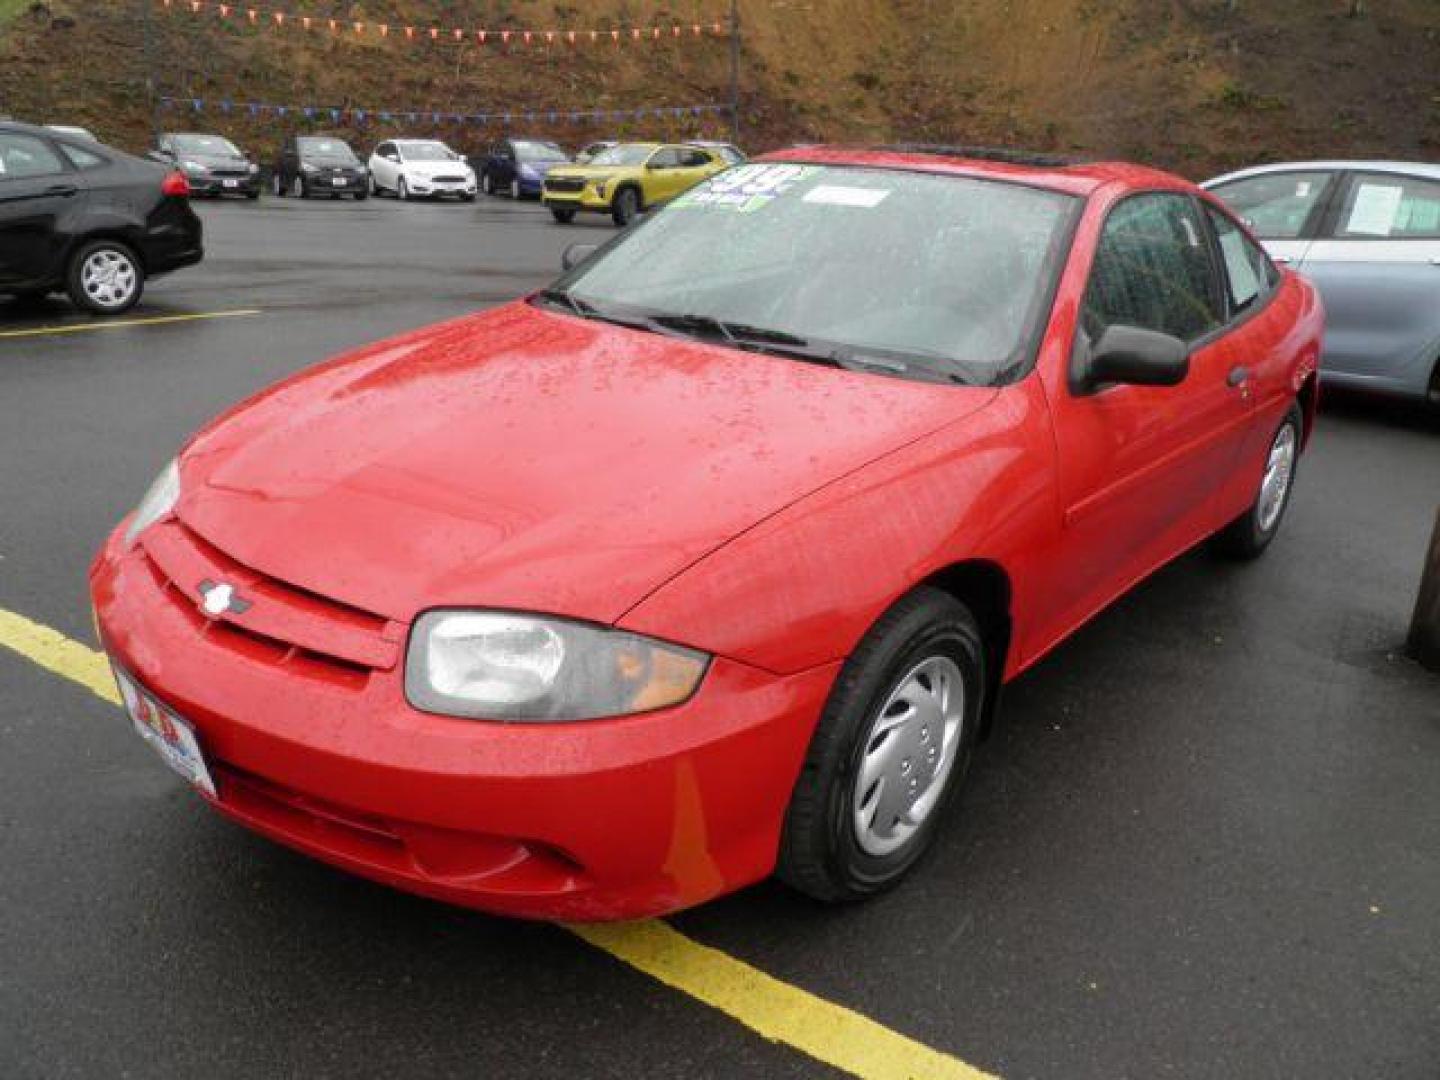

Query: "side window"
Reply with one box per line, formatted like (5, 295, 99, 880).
(58, 142, 106, 170)
(1205, 205, 1276, 315)
(678, 149, 710, 168)
(648, 148, 681, 169)
(1334, 173, 1440, 239)
(0, 132, 67, 180)
(1209, 171, 1333, 240)
(1083, 194, 1224, 343)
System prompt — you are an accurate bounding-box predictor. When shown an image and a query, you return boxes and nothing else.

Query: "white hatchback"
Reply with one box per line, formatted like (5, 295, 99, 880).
(368, 139, 477, 201)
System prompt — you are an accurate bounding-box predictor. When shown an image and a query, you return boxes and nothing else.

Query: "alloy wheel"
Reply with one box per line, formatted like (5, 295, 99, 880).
(1257, 422, 1297, 533)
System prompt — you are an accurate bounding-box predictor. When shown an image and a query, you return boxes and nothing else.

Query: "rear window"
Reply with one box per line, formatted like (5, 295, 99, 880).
(58, 142, 107, 170)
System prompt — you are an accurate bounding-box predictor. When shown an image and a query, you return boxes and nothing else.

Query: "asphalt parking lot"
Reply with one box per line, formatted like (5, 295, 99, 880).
(2, 195, 1438, 1080)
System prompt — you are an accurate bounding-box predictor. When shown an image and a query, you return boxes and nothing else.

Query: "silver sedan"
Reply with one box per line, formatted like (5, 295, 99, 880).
(1204, 161, 1440, 405)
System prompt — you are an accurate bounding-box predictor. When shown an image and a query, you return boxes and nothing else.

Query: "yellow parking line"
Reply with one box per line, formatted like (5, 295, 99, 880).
(0, 605, 995, 1080)
(0, 309, 261, 339)
(0, 608, 118, 705)
(569, 919, 996, 1079)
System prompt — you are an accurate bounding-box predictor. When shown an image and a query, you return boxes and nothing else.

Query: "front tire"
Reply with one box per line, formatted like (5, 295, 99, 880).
(611, 186, 640, 227)
(1211, 403, 1303, 559)
(67, 239, 144, 316)
(778, 588, 985, 903)
(398, 176, 411, 201)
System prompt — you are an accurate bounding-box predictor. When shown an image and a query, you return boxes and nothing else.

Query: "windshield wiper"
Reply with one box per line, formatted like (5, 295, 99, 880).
(536, 289, 655, 332)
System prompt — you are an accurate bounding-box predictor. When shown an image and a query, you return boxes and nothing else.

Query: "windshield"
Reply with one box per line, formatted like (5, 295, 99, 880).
(400, 141, 458, 162)
(298, 137, 358, 162)
(551, 163, 1076, 384)
(175, 135, 242, 157)
(590, 145, 655, 167)
(514, 140, 568, 163)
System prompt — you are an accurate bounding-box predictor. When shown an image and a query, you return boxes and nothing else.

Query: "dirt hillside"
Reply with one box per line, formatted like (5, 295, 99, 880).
(2, 0, 1438, 179)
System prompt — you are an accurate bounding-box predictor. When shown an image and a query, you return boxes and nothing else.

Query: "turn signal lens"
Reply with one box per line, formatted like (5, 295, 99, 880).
(161, 171, 191, 197)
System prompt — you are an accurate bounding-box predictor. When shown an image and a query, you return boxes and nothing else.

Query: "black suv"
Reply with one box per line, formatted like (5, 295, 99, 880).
(272, 134, 369, 200)
(153, 131, 261, 198)
(0, 121, 203, 315)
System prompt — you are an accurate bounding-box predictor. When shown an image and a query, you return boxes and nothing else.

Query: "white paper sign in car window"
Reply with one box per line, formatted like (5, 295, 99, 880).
(677, 163, 816, 213)
(802, 185, 890, 208)
(1346, 183, 1403, 237)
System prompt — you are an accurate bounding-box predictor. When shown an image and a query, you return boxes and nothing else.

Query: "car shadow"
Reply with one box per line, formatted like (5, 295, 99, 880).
(1318, 385, 1438, 433)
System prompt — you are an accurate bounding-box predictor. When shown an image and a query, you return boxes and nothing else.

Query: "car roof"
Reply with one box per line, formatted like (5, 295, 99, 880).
(0, 119, 59, 136)
(1203, 160, 1440, 186)
(393, 138, 451, 145)
(757, 145, 1191, 198)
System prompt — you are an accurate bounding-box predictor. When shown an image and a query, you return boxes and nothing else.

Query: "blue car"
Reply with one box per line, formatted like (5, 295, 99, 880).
(1205, 161, 1440, 406)
(477, 138, 571, 199)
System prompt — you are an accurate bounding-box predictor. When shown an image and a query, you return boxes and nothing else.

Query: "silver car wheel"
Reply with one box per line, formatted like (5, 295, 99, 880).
(1257, 422, 1297, 533)
(80, 249, 139, 310)
(852, 655, 965, 858)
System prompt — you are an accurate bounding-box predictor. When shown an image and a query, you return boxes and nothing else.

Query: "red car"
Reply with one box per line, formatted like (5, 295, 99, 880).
(91, 148, 1322, 920)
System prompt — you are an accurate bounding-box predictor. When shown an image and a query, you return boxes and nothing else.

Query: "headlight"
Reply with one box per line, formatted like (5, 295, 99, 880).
(123, 459, 180, 547)
(300, 162, 318, 174)
(181, 160, 206, 175)
(406, 611, 708, 722)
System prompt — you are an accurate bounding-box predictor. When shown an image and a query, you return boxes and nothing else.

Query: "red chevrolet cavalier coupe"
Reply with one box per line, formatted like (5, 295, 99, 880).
(92, 148, 1322, 920)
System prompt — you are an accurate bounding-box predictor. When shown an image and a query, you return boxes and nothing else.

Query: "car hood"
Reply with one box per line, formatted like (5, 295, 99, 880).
(518, 160, 567, 174)
(400, 160, 470, 176)
(546, 164, 641, 183)
(178, 302, 995, 626)
(187, 153, 251, 168)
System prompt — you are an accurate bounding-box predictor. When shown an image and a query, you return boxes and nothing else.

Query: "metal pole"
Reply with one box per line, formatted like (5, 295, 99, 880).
(728, 0, 740, 144)
(1406, 507, 1440, 672)
(142, 0, 160, 147)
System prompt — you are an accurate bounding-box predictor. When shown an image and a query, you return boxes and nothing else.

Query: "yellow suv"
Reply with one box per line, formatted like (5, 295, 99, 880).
(543, 142, 729, 226)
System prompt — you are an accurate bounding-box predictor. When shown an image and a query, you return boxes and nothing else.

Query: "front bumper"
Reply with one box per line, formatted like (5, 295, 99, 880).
(188, 174, 261, 196)
(406, 177, 477, 198)
(90, 522, 835, 920)
(543, 187, 614, 214)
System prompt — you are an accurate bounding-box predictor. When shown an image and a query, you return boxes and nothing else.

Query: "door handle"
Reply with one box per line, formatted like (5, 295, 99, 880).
(1227, 365, 1251, 388)
(45, 184, 79, 197)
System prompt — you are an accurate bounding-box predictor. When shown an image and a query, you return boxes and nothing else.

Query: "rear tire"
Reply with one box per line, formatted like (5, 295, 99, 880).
(66, 239, 144, 316)
(354, 190, 368, 202)
(551, 208, 576, 224)
(778, 588, 985, 904)
(1211, 403, 1303, 560)
(611, 186, 640, 227)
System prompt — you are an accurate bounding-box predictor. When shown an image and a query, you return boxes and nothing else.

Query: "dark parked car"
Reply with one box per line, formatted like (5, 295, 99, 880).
(0, 121, 203, 315)
(478, 138, 571, 198)
(272, 134, 369, 200)
(153, 132, 260, 199)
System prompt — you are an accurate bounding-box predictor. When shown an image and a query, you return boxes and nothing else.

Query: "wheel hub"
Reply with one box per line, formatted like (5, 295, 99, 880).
(851, 655, 964, 857)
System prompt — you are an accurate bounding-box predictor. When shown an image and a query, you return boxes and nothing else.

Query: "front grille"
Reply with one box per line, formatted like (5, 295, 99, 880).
(140, 519, 403, 683)
(431, 174, 467, 184)
(210, 167, 251, 178)
(546, 177, 585, 194)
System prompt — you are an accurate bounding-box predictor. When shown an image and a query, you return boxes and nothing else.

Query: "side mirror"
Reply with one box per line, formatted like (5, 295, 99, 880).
(562, 243, 599, 271)
(1073, 325, 1189, 393)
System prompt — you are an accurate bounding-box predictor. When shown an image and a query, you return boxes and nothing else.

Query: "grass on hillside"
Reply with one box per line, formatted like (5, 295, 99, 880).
(0, 0, 29, 26)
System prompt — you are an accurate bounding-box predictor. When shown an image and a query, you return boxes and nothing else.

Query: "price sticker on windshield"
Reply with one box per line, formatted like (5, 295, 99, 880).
(676, 164, 817, 213)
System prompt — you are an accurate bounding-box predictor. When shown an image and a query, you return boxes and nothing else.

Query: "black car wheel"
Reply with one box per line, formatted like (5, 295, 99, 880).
(1210, 403, 1303, 560)
(551, 208, 577, 224)
(483, 172, 495, 196)
(611, 187, 640, 227)
(272, 173, 286, 197)
(778, 588, 986, 903)
(67, 239, 144, 316)
(398, 177, 411, 201)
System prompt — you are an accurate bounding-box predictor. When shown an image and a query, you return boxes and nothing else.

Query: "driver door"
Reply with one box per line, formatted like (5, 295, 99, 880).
(1038, 192, 1253, 649)
(643, 148, 688, 203)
